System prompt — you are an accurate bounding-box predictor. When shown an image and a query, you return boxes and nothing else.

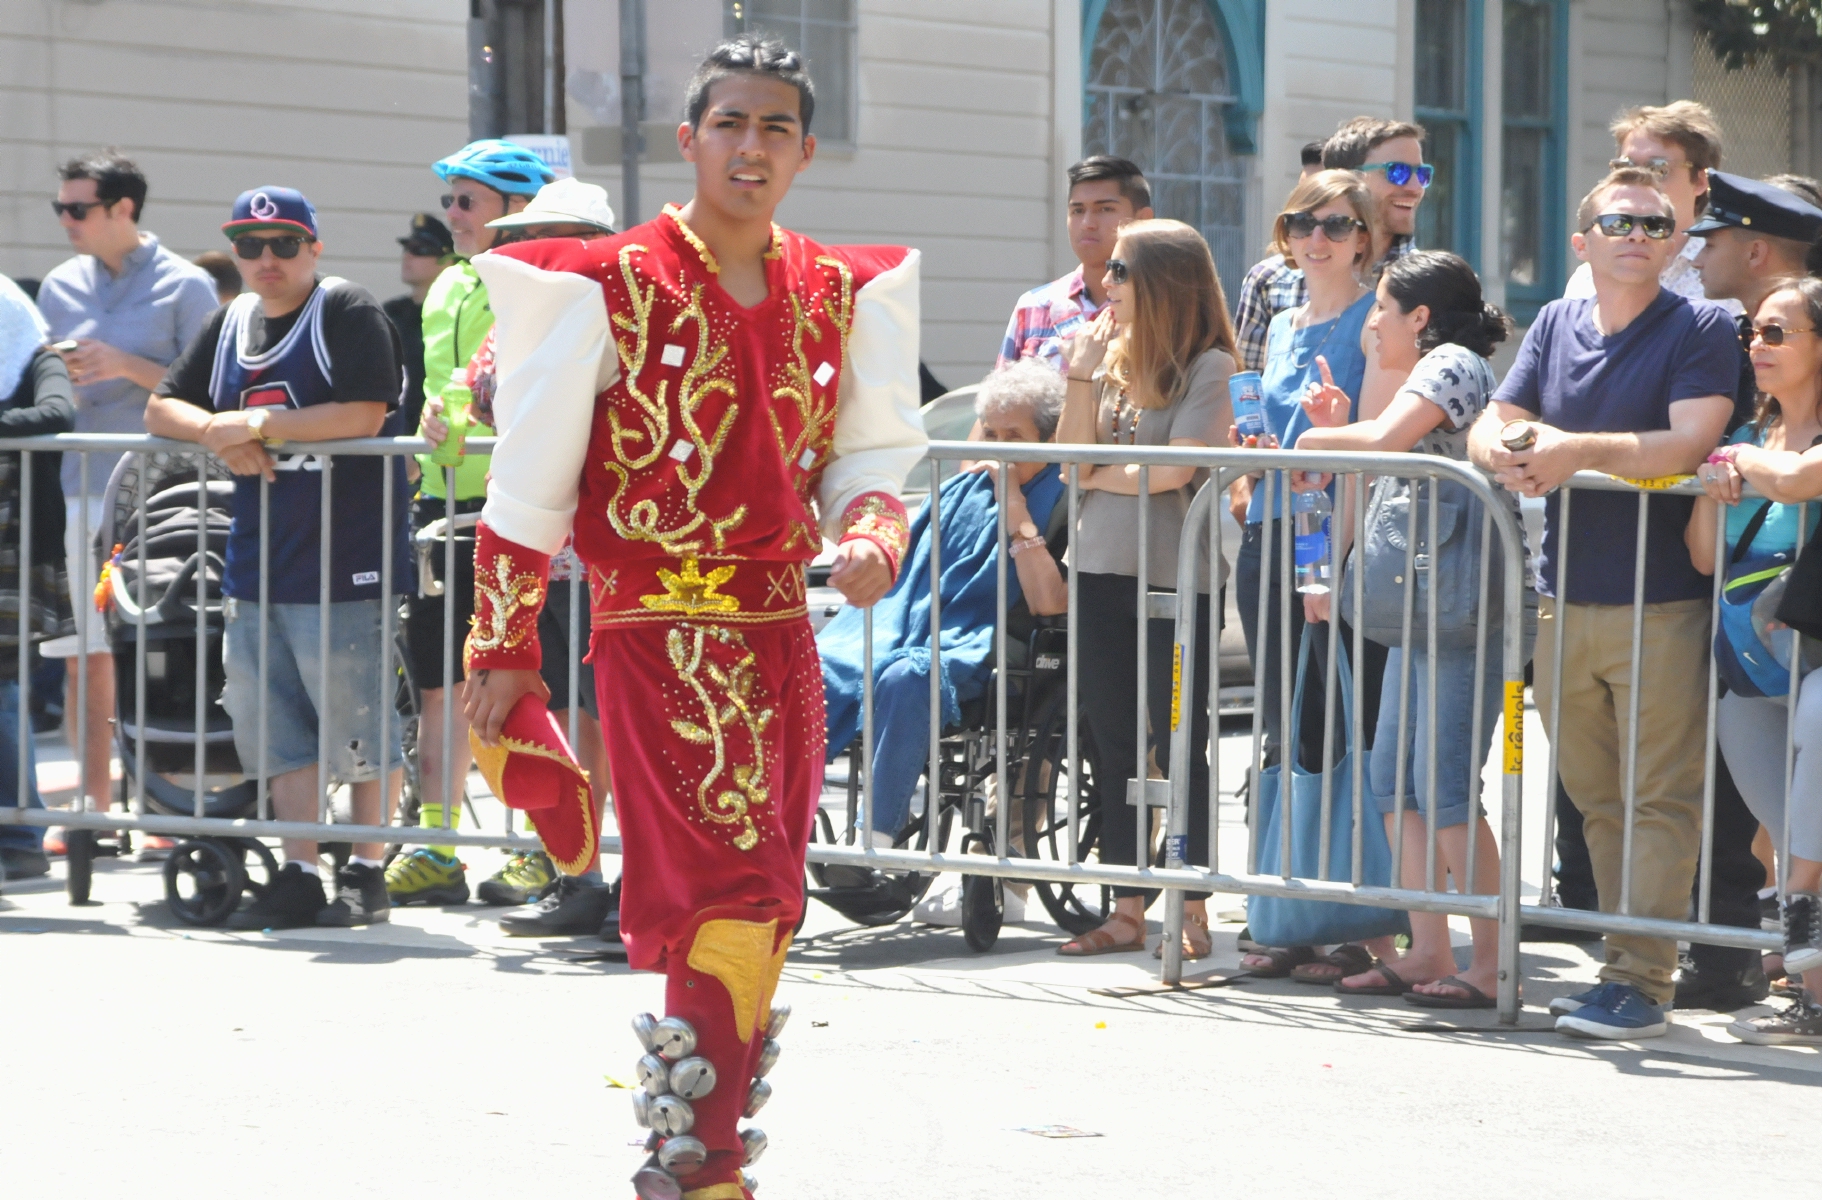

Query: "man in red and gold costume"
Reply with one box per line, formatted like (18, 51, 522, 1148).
(461, 35, 925, 1200)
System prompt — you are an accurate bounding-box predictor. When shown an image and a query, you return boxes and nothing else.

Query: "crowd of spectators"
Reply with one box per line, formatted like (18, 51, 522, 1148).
(10, 97, 1822, 1047)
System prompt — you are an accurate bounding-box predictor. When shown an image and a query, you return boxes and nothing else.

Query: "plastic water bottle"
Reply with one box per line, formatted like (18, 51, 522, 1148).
(1292, 488, 1332, 595)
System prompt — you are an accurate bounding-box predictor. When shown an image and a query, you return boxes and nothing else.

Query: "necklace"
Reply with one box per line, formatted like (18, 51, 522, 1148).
(1290, 287, 1365, 370)
(1112, 386, 1139, 444)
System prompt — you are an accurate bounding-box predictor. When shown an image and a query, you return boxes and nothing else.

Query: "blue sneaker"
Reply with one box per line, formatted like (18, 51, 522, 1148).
(1554, 982, 1670, 1039)
(1547, 983, 1609, 1017)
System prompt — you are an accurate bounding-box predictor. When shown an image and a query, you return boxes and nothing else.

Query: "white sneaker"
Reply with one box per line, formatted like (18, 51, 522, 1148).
(913, 884, 964, 926)
(911, 881, 1026, 926)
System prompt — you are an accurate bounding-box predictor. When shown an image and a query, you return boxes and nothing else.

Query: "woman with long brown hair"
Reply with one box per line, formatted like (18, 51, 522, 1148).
(1054, 218, 1235, 957)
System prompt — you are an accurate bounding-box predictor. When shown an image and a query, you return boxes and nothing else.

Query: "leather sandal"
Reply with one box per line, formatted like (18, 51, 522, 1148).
(1239, 944, 1317, 977)
(1057, 914, 1146, 956)
(1153, 912, 1212, 960)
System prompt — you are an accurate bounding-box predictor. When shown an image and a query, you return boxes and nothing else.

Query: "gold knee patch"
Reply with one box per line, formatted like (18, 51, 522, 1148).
(687, 918, 780, 1043)
(757, 932, 792, 1025)
(681, 1185, 746, 1200)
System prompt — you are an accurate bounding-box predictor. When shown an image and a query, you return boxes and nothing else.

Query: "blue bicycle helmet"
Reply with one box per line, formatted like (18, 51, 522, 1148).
(432, 139, 554, 197)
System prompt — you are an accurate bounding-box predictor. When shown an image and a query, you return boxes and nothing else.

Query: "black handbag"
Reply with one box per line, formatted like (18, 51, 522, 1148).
(1775, 515, 1822, 640)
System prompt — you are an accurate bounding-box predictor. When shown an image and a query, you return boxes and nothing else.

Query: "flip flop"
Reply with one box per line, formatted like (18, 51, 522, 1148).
(1334, 958, 1414, 996)
(1238, 944, 1318, 977)
(1290, 942, 1374, 985)
(1403, 975, 1497, 1009)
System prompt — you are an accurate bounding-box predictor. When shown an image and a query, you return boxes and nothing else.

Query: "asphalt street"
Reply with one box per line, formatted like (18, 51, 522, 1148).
(3, 713, 1817, 1199)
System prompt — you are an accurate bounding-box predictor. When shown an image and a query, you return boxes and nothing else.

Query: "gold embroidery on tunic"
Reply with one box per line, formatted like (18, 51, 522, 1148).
(770, 256, 857, 553)
(665, 626, 774, 851)
(844, 495, 911, 560)
(468, 555, 545, 654)
(639, 555, 741, 615)
(601, 245, 746, 554)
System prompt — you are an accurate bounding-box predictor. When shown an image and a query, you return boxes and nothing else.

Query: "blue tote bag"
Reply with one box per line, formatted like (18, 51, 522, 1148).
(1246, 636, 1410, 947)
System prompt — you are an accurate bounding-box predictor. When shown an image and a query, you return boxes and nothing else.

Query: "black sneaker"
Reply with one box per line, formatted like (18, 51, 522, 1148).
(0, 846, 51, 880)
(599, 879, 623, 944)
(1673, 960, 1770, 1012)
(316, 862, 392, 927)
(1730, 990, 1822, 1045)
(1784, 893, 1822, 976)
(229, 862, 327, 930)
(499, 874, 615, 936)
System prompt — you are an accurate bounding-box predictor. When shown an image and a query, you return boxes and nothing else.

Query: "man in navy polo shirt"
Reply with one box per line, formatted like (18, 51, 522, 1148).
(146, 187, 412, 930)
(1471, 166, 1740, 1039)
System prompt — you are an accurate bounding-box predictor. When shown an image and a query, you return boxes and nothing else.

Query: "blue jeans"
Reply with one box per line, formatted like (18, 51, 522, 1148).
(1368, 643, 1503, 829)
(859, 658, 935, 839)
(0, 679, 46, 852)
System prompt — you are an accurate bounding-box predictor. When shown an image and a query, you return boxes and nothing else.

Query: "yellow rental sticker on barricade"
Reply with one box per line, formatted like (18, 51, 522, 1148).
(1503, 680, 1524, 774)
(1170, 644, 1182, 731)
(1611, 473, 1696, 491)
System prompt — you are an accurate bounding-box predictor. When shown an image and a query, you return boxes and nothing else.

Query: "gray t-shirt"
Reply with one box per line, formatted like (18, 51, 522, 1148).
(36, 233, 219, 495)
(1073, 347, 1233, 590)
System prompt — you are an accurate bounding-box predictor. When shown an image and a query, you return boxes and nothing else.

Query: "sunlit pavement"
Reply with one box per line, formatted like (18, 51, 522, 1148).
(3, 706, 1816, 1199)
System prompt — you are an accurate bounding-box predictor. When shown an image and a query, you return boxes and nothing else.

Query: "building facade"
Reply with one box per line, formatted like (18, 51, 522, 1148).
(3, 1, 1819, 390)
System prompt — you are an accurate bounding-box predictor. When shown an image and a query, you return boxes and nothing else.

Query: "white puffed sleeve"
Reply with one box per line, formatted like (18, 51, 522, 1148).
(817, 249, 929, 537)
(470, 253, 615, 555)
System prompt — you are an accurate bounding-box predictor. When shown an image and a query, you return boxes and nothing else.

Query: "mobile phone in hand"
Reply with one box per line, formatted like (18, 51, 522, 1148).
(51, 339, 79, 354)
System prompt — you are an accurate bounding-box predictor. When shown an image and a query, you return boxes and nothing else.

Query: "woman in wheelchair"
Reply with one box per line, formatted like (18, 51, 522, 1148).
(1053, 219, 1235, 959)
(818, 359, 1070, 874)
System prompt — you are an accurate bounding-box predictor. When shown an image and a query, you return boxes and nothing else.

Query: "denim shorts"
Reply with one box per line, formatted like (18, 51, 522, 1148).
(220, 598, 403, 783)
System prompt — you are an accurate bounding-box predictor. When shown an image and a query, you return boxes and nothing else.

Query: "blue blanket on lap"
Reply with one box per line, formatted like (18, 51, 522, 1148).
(819, 464, 1064, 760)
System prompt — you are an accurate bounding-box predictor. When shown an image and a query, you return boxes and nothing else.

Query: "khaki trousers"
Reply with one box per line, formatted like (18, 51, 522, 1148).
(1534, 597, 1710, 1004)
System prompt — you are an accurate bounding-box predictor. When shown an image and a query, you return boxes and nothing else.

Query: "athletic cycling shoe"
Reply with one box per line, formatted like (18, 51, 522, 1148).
(477, 850, 555, 906)
(385, 848, 470, 906)
(500, 874, 615, 936)
(1554, 982, 1670, 1039)
(229, 861, 327, 930)
(317, 862, 392, 926)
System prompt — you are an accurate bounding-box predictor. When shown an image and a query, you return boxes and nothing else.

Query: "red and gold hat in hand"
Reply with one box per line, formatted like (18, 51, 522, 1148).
(467, 694, 596, 875)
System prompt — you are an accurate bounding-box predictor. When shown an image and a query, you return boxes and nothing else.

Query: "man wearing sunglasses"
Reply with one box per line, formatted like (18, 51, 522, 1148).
(1470, 167, 1742, 1041)
(35, 150, 218, 849)
(1565, 101, 1727, 306)
(383, 139, 554, 912)
(144, 186, 412, 931)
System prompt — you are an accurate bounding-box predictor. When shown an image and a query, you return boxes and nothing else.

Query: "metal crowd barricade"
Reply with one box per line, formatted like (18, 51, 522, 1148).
(1525, 470, 1784, 955)
(5, 433, 1794, 1025)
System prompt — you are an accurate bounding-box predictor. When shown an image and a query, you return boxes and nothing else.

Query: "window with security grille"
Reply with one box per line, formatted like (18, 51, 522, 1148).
(1084, 0, 1250, 302)
(725, 0, 856, 145)
(1693, 33, 1794, 181)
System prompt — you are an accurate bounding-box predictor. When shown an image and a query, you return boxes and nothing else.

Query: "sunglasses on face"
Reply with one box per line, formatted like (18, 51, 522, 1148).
(1583, 212, 1676, 240)
(1609, 156, 1673, 179)
(1359, 161, 1433, 188)
(1750, 322, 1818, 347)
(50, 199, 112, 221)
(232, 235, 309, 261)
(1282, 211, 1367, 241)
(440, 193, 489, 212)
(1106, 258, 1130, 284)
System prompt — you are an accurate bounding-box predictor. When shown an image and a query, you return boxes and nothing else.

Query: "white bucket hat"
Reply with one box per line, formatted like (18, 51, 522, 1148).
(485, 177, 617, 232)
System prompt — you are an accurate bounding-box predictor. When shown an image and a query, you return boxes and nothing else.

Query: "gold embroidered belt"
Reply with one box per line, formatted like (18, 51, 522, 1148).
(588, 555, 810, 628)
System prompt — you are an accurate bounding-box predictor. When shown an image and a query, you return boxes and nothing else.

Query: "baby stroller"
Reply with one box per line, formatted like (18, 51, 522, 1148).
(63, 452, 279, 922)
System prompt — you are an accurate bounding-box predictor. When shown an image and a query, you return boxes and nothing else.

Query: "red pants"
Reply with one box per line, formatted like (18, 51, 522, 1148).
(593, 618, 824, 1192)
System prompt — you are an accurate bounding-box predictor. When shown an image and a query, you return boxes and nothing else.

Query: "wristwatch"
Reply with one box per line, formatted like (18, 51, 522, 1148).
(1014, 519, 1039, 542)
(246, 408, 280, 446)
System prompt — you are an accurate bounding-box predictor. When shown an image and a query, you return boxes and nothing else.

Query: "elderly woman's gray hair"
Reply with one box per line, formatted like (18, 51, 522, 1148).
(974, 358, 1066, 441)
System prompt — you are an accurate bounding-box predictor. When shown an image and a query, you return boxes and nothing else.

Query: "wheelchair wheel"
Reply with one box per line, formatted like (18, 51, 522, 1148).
(959, 839, 1003, 953)
(1018, 685, 1159, 936)
(164, 838, 248, 926)
(66, 828, 95, 905)
(805, 746, 946, 926)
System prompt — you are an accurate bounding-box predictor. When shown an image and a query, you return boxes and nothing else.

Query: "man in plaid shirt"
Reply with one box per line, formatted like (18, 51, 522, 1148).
(997, 156, 1152, 373)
